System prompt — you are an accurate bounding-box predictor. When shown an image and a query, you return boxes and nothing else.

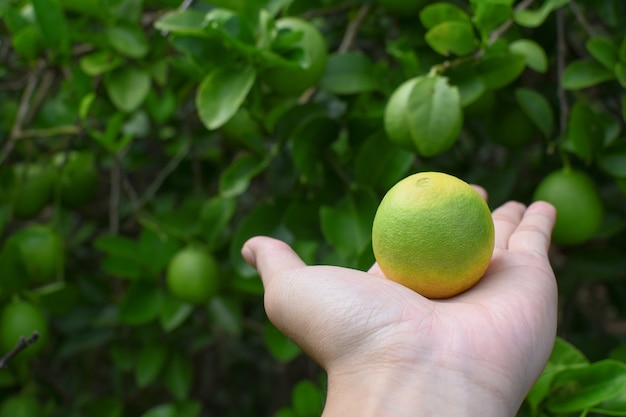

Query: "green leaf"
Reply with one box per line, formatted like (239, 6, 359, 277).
(264, 321, 301, 362)
(138, 228, 181, 279)
(196, 64, 256, 130)
(292, 380, 323, 417)
(208, 295, 243, 336)
(616, 62, 626, 88)
(513, 0, 570, 28)
(154, 9, 207, 35)
(229, 201, 287, 277)
(425, 21, 479, 56)
(79, 50, 122, 76)
(11, 26, 42, 60)
(527, 337, 590, 409)
(319, 52, 378, 94)
(515, 88, 554, 138)
(354, 133, 414, 193)
(509, 39, 548, 73)
(219, 153, 267, 198)
(472, 0, 512, 33)
(599, 141, 626, 178)
(136, 346, 168, 388)
(407, 75, 463, 157)
(586, 36, 619, 70)
(159, 296, 194, 332)
(419, 3, 470, 30)
(547, 359, 626, 414)
(563, 60, 615, 90)
(565, 102, 600, 163)
(32, 0, 69, 54)
(140, 404, 178, 417)
(591, 388, 626, 416)
(620, 35, 626, 62)
(107, 24, 149, 59)
(119, 281, 164, 325)
(199, 196, 236, 248)
(104, 67, 151, 113)
(320, 189, 378, 257)
(83, 397, 124, 417)
(163, 352, 193, 401)
(476, 52, 527, 89)
(290, 116, 340, 183)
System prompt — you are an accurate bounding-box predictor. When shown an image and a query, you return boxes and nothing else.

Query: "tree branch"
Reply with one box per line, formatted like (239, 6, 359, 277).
(0, 332, 40, 369)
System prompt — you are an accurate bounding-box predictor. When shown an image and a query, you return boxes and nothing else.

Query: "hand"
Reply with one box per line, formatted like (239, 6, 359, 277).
(242, 198, 558, 417)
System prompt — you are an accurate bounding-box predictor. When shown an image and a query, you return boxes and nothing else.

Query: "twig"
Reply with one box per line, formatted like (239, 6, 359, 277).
(556, 8, 569, 141)
(0, 332, 40, 369)
(488, 0, 535, 45)
(13, 125, 81, 140)
(109, 149, 129, 235)
(299, 3, 371, 104)
(568, 2, 596, 37)
(0, 65, 41, 166)
(137, 140, 191, 209)
(337, 3, 371, 53)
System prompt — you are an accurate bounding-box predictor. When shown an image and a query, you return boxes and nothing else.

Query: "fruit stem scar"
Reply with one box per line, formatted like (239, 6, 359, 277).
(416, 177, 432, 187)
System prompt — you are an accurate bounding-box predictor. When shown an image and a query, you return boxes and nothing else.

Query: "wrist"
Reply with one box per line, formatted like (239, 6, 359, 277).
(322, 360, 518, 417)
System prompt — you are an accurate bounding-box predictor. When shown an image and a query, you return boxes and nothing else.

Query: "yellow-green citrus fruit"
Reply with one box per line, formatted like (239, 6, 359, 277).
(264, 17, 328, 96)
(11, 163, 56, 220)
(166, 247, 219, 304)
(53, 151, 98, 209)
(377, 0, 429, 16)
(533, 169, 603, 245)
(13, 225, 63, 283)
(384, 77, 419, 151)
(0, 300, 48, 358)
(0, 394, 41, 417)
(372, 172, 495, 298)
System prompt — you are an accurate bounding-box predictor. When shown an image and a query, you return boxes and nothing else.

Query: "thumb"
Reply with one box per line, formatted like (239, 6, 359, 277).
(241, 236, 306, 288)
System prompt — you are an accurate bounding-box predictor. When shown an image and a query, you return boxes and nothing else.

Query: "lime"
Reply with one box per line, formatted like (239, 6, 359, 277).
(372, 172, 495, 298)
(0, 300, 48, 358)
(0, 394, 41, 417)
(533, 169, 603, 245)
(11, 163, 56, 220)
(166, 247, 219, 304)
(263, 18, 328, 96)
(53, 151, 98, 209)
(383, 77, 419, 151)
(13, 225, 64, 283)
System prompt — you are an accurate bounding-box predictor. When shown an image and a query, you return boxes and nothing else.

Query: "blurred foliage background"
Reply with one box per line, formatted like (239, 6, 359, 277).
(0, 0, 626, 416)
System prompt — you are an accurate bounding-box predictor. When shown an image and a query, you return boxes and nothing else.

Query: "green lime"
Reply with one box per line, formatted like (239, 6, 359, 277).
(166, 247, 219, 304)
(533, 169, 604, 245)
(0, 300, 48, 359)
(53, 151, 98, 209)
(13, 225, 64, 283)
(11, 163, 56, 220)
(0, 394, 41, 417)
(263, 17, 328, 96)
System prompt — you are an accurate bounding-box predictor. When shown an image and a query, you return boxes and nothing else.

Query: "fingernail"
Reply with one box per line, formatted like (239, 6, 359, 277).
(241, 246, 256, 269)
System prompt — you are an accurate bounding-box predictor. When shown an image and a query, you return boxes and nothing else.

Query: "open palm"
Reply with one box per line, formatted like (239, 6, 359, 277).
(242, 200, 557, 416)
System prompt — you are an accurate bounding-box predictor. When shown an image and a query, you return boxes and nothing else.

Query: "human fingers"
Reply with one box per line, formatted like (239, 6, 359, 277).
(507, 201, 556, 255)
(242, 236, 306, 288)
(471, 184, 488, 201)
(491, 201, 526, 250)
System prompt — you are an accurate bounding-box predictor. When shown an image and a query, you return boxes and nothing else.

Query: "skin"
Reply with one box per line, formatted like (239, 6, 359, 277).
(242, 189, 557, 417)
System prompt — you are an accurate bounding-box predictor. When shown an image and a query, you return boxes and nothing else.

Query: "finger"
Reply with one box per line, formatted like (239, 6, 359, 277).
(508, 201, 556, 255)
(471, 184, 488, 201)
(491, 201, 526, 250)
(242, 236, 306, 288)
(367, 262, 386, 278)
